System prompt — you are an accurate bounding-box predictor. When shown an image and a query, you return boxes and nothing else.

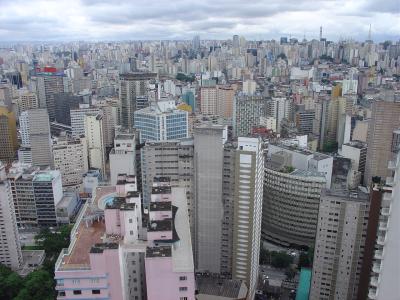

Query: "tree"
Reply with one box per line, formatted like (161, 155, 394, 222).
(285, 267, 297, 280)
(298, 252, 311, 269)
(0, 264, 22, 300)
(15, 270, 55, 300)
(270, 251, 293, 269)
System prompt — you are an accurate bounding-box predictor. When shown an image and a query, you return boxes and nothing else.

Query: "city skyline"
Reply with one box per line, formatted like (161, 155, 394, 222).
(0, 0, 399, 42)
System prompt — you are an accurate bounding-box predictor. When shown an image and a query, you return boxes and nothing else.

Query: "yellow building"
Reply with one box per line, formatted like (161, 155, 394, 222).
(0, 106, 18, 162)
(177, 102, 193, 113)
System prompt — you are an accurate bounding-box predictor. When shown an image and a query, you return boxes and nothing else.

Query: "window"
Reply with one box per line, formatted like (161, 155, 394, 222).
(129, 218, 133, 223)
(73, 290, 82, 295)
(179, 276, 187, 281)
(179, 287, 188, 291)
(72, 279, 80, 284)
(58, 291, 66, 297)
(180, 297, 188, 300)
(92, 290, 101, 294)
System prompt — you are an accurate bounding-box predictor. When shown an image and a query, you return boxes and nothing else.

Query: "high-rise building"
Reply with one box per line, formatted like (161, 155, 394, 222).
(109, 130, 136, 185)
(341, 141, 368, 181)
(232, 137, 263, 299)
(33, 73, 66, 121)
(193, 124, 231, 273)
(32, 170, 63, 227)
(0, 106, 18, 163)
(17, 91, 38, 113)
(0, 162, 23, 270)
(200, 86, 217, 115)
(364, 98, 400, 186)
(267, 97, 293, 133)
(119, 72, 156, 129)
(54, 93, 84, 125)
(193, 35, 200, 50)
(233, 94, 267, 137)
(54, 175, 195, 300)
(53, 137, 88, 187)
(263, 151, 326, 247)
(19, 109, 53, 168)
(70, 105, 101, 138)
(365, 153, 400, 299)
(84, 113, 106, 178)
(217, 85, 235, 118)
(134, 99, 188, 143)
(310, 189, 370, 300)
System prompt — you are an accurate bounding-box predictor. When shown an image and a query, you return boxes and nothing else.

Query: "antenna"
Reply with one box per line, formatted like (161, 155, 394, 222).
(320, 26, 323, 40)
(368, 24, 372, 41)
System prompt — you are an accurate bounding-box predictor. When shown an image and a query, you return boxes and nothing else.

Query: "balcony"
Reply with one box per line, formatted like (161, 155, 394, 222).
(381, 207, 390, 216)
(386, 177, 394, 186)
(370, 276, 379, 287)
(388, 160, 396, 170)
(372, 262, 381, 273)
(368, 288, 377, 299)
(374, 250, 384, 260)
(377, 235, 386, 246)
(378, 222, 388, 231)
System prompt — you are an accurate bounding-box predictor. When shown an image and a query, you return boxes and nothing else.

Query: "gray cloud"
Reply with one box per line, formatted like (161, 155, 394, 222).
(0, 0, 398, 41)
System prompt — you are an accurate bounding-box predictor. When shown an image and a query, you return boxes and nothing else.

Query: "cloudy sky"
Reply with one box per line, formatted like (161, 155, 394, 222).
(0, 0, 399, 42)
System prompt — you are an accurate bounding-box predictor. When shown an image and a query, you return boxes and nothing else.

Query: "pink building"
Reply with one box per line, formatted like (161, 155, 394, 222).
(55, 175, 195, 300)
(145, 184, 196, 300)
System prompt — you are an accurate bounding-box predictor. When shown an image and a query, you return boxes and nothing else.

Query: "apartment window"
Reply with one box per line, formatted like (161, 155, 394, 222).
(92, 290, 101, 294)
(180, 297, 188, 300)
(58, 291, 66, 297)
(179, 276, 187, 281)
(73, 290, 82, 295)
(72, 279, 80, 284)
(179, 287, 188, 291)
(129, 218, 133, 223)
(130, 230, 134, 235)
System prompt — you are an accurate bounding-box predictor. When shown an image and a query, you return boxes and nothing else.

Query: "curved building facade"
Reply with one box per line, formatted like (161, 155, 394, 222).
(262, 168, 325, 248)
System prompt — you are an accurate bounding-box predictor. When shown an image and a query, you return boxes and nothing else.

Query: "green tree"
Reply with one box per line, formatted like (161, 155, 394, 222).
(277, 53, 287, 60)
(0, 264, 22, 300)
(14, 270, 55, 300)
(298, 252, 311, 269)
(270, 251, 293, 269)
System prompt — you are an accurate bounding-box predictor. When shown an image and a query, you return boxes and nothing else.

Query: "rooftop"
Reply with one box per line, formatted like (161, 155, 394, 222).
(196, 276, 248, 299)
(322, 188, 369, 202)
(152, 186, 171, 194)
(148, 219, 172, 232)
(115, 134, 135, 140)
(146, 246, 172, 258)
(150, 201, 172, 211)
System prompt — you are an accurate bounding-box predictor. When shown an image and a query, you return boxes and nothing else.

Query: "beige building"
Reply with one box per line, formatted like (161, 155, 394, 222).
(84, 113, 106, 178)
(17, 91, 38, 113)
(364, 99, 400, 186)
(311, 189, 370, 300)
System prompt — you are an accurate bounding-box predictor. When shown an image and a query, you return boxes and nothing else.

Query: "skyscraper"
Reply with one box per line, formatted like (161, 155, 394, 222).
(134, 99, 188, 143)
(119, 72, 156, 129)
(232, 137, 264, 299)
(19, 109, 53, 168)
(33, 73, 66, 121)
(233, 93, 267, 137)
(84, 113, 106, 178)
(193, 35, 200, 50)
(0, 106, 18, 163)
(0, 162, 23, 270)
(193, 124, 227, 273)
(364, 98, 400, 186)
(310, 189, 370, 299)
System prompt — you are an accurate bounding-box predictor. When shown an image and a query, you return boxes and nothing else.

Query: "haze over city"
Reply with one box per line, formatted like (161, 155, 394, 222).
(0, 0, 399, 41)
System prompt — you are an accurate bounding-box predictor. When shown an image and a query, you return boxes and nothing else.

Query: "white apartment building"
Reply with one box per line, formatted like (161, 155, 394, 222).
(84, 113, 106, 178)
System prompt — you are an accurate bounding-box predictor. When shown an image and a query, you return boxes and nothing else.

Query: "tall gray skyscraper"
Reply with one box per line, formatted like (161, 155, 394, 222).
(20, 109, 53, 168)
(119, 72, 156, 129)
(193, 124, 230, 273)
(193, 35, 200, 50)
